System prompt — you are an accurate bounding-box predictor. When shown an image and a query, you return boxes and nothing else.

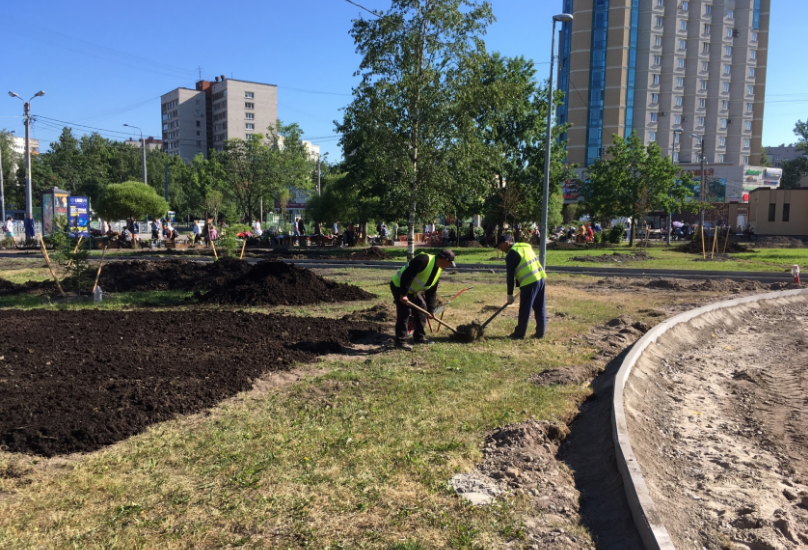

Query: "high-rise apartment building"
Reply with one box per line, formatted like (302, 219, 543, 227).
(559, 0, 771, 200)
(161, 76, 278, 162)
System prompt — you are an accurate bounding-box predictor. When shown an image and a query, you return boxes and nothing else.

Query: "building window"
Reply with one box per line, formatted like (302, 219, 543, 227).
(722, 100, 728, 110)
(245, 112, 255, 119)
(650, 131, 656, 142)
(196, 131, 200, 136)
(718, 154, 725, 162)
(752, 32, 758, 42)
(748, 85, 754, 95)
(682, 1, 689, 9)
(744, 155, 750, 164)
(727, 9, 734, 19)
(768, 203, 776, 222)
(783, 204, 790, 222)
(724, 64, 731, 74)
(245, 91, 254, 98)
(680, 20, 687, 31)
(674, 132, 680, 144)
(651, 112, 658, 122)
(653, 74, 660, 84)
(744, 138, 751, 148)
(725, 46, 732, 56)
(678, 58, 685, 69)
(721, 118, 727, 128)
(245, 123, 254, 130)
(702, 61, 709, 71)
(651, 93, 659, 104)
(655, 35, 662, 46)
(704, 23, 711, 34)
(705, 4, 712, 15)
(676, 96, 683, 106)
(698, 116, 705, 126)
(196, 140, 202, 147)
(750, 50, 757, 60)
(696, 135, 703, 145)
(747, 103, 754, 113)
(679, 39, 686, 50)
(701, 79, 707, 89)
(699, 98, 706, 108)
(719, 136, 726, 146)
(727, 28, 734, 38)
(677, 77, 684, 87)
(673, 151, 679, 162)
(749, 68, 755, 77)
(657, 0, 663, 7)
(724, 82, 730, 93)
(654, 54, 661, 65)
(703, 42, 710, 53)
(675, 114, 682, 124)
(656, 16, 663, 27)
(246, 134, 254, 141)
(745, 120, 752, 131)
(245, 102, 254, 109)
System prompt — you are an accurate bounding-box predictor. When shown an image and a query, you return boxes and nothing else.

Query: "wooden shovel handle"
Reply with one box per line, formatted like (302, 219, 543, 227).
(406, 301, 458, 333)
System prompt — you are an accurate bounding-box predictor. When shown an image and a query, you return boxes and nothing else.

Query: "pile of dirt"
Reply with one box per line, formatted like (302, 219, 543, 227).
(676, 238, 750, 254)
(200, 260, 374, 306)
(0, 277, 58, 296)
(693, 278, 769, 293)
(754, 236, 806, 249)
(571, 252, 650, 263)
(0, 309, 381, 457)
(341, 303, 395, 323)
(450, 419, 596, 549)
(346, 246, 392, 260)
(460, 240, 484, 248)
(531, 365, 599, 387)
(97, 258, 252, 292)
(644, 278, 690, 290)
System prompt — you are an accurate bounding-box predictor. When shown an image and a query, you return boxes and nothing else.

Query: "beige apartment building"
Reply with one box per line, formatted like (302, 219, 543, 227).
(559, 0, 770, 200)
(160, 76, 278, 162)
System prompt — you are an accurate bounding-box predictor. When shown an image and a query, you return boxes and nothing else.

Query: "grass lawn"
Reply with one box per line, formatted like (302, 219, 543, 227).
(0, 264, 701, 549)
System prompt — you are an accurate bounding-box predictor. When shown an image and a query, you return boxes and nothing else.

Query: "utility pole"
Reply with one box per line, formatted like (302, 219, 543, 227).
(123, 124, 147, 184)
(8, 91, 44, 220)
(699, 138, 706, 230)
(317, 152, 329, 196)
(0, 131, 8, 225)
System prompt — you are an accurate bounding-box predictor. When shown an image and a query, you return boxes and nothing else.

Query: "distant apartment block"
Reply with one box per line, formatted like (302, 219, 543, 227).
(558, 0, 771, 200)
(11, 136, 39, 156)
(124, 136, 163, 151)
(765, 144, 805, 167)
(160, 75, 278, 162)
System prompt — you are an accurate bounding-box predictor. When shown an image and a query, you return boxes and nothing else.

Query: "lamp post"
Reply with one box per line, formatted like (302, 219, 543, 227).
(8, 91, 45, 220)
(667, 128, 683, 245)
(317, 152, 329, 196)
(691, 133, 706, 231)
(124, 124, 147, 184)
(540, 13, 574, 270)
(0, 130, 14, 227)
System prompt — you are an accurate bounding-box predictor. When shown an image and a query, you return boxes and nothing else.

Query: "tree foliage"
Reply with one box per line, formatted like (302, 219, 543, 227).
(95, 181, 169, 221)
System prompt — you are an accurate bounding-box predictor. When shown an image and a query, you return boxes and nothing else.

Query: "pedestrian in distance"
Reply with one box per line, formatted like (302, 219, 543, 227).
(3, 216, 14, 239)
(497, 235, 546, 340)
(390, 249, 456, 351)
(254, 219, 262, 238)
(297, 216, 306, 236)
(151, 219, 160, 241)
(193, 220, 202, 244)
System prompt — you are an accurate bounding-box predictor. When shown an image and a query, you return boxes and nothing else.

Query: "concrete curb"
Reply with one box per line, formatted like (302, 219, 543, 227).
(611, 287, 808, 550)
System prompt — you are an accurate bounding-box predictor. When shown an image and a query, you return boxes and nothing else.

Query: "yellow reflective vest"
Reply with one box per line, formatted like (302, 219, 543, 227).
(512, 243, 545, 286)
(391, 254, 442, 293)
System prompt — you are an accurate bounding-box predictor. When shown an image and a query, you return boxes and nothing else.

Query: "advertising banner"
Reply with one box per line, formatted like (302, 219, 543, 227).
(68, 196, 90, 236)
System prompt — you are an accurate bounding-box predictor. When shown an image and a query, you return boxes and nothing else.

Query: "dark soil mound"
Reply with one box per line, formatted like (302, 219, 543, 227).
(347, 246, 392, 260)
(0, 309, 380, 456)
(97, 258, 252, 292)
(676, 238, 749, 254)
(644, 279, 690, 290)
(692, 278, 768, 293)
(341, 303, 395, 323)
(754, 236, 805, 249)
(200, 260, 374, 306)
(460, 240, 484, 248)
(571, 252, 650, 263)
(0, 277, 57, 296)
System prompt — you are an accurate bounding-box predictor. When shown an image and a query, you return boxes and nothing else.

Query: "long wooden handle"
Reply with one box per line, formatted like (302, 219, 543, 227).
(407, 301, 458, 333)
(39, 235, 66, 297)
(91, 245, 108, 294)
(480, 303, 510, 330)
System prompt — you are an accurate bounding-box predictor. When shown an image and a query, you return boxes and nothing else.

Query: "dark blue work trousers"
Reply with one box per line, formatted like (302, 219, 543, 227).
(513, 279, 546, 339)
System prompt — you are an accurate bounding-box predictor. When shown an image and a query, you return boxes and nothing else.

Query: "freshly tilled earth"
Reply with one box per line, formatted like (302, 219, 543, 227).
(0, 310, 380, 457)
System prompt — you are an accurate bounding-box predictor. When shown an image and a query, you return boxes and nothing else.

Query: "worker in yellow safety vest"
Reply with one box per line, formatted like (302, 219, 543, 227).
(497, 235, 546, 339)
(390, 249, 456, 350)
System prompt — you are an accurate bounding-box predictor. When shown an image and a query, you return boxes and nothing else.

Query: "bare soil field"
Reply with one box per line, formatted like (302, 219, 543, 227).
(0, 310, 380, 457)
(625, 295, 808, 549)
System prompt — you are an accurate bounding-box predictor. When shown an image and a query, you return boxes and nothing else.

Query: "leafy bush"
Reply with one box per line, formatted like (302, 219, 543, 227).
(606, 224, 625, 244)
(217, 236, 240, 258)
(592, 231, 604, 244)
(96, 181, 169, 221)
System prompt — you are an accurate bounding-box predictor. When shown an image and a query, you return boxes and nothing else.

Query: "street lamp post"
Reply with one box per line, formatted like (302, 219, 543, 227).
(8, 91, 45, 220)
(540, 13, 574, 271)
(124, 124, 147, 184)
(668, 128, 683, 245)
(691, 133, 707, 231)
(317, 152, 329, 196)
(0, 130, 14, 227)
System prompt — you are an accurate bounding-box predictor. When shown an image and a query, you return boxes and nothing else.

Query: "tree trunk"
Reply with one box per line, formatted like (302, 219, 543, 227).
(361, 221, 369, 245)
(628, 218, 635, 247)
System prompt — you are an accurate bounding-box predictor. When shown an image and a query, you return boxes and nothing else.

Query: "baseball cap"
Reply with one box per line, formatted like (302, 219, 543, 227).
(438, 249, 456, 267)
(497, 235, 513, 246)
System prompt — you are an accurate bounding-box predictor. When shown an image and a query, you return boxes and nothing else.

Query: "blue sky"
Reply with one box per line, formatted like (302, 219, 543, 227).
(1, 0, 805, 160)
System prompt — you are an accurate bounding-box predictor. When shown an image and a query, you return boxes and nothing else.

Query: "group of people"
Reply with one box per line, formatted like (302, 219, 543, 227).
(390, 236, 547, 350)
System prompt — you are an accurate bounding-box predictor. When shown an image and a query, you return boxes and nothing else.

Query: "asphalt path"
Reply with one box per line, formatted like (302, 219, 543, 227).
(0, 252, 793, 284)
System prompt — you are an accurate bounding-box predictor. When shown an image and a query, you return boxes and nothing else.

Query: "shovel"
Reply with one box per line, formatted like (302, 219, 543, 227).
(406, 302, 460, 335)
(430, 286, 473, 333)
(479, 290, 520, 330)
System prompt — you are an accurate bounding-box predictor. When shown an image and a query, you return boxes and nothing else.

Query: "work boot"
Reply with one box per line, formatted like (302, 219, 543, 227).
(413, 339, 434, 346)
(509, 332, 524, 340)
(531, 332, 545, 340)
(395, 342, 413, 351)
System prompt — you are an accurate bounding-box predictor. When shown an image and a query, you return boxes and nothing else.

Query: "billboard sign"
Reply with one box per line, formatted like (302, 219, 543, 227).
(68, 196, 90, 236)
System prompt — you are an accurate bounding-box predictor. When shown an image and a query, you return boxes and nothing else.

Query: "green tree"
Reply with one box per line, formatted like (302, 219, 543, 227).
(95, 181, 169, 221)
(0, 131, 19, 210)
(795, 120, 808, 154)
(581, 132, 694, 246)
(345, 0, 494, 259)
(780, 157, 808, 189)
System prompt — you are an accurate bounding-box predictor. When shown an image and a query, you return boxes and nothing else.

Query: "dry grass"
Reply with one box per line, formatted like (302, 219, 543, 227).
(0, 269, 702, 549)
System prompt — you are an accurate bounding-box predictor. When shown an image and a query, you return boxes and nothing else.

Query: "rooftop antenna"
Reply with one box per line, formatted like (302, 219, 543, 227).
(197, 66, 202, 80)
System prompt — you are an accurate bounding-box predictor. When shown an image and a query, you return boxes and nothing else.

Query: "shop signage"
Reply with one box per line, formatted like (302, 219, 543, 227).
(763, 168, 783, 179)
(746, 169, 762, 175)
(68, 196, 90, 236)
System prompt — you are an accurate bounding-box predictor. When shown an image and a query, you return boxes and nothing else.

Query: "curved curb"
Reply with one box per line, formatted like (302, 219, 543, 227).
(611, 288, 808, 550)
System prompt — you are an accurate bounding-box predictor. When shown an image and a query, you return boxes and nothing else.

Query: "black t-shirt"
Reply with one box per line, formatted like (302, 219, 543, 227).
(393, 254, 439, 297)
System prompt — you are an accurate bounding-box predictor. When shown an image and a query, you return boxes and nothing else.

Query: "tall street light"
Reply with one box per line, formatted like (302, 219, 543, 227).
(691, 133, 707, 231)
(667, 128, 683, 246)
(317, 151, 329, 196)
(8, 90, 45, 220)
(124, 124, 148, 184)
(540, 13, 574, 270)
(0, 130, 15, 227)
